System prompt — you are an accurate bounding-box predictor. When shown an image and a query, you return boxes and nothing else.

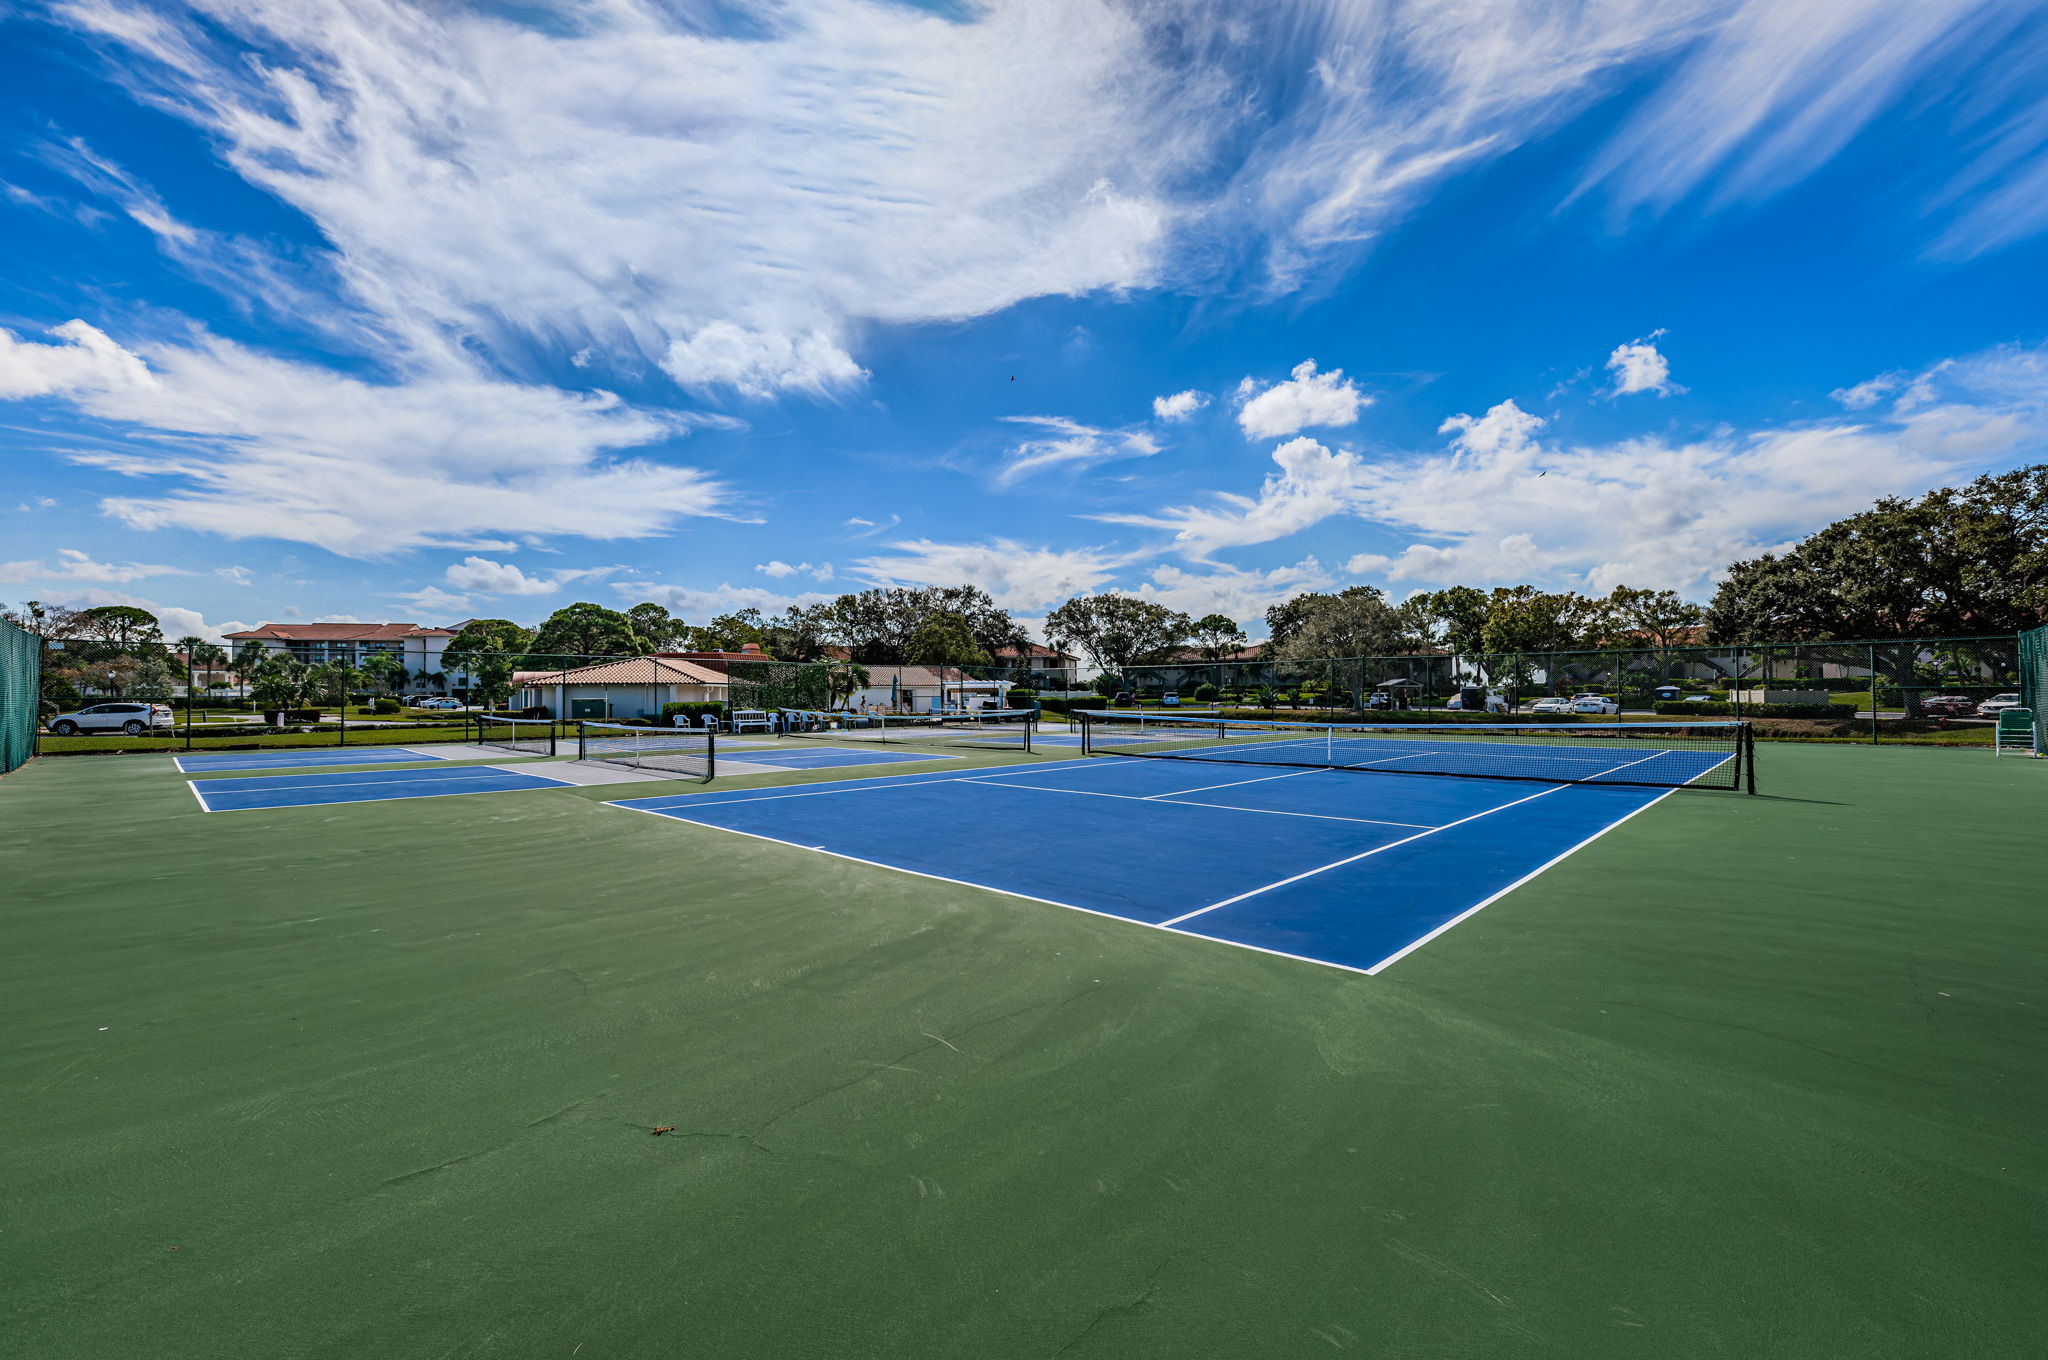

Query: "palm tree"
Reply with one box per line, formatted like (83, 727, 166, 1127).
(826, 661, 871, 710)
(229, 642, 268, 709)
(177, 638, 229, 727)
(361, 653, 405, 700)
(314, 658, 359, 713)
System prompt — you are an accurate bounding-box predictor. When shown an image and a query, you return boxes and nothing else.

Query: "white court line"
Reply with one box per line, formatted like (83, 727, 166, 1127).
(1140, 767, 1330, 798)
(1157, 782, 1571, 927)
(956, 777, 1436, 830)
(610, 756, 1108, 811)
(186, 779, 212, 813)
(1358, 789, 1677, 975)
(609, 803, 1378, 977)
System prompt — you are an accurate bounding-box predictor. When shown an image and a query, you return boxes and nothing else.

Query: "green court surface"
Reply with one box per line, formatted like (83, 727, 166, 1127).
(3, 744, 2044, 1358)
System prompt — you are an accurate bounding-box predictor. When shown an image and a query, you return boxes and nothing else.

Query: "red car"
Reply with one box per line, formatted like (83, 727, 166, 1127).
(1919, 695, 1978, 717)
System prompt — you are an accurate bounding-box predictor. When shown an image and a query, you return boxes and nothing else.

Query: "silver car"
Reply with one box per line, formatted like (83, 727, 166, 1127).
(47, 701, 175, 735)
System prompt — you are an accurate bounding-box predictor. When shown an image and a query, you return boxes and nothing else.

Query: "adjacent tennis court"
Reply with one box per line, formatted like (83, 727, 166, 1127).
(612, 754, 1675, 973)
(173, 745, 457, 773)
(188, 762, 576, 811)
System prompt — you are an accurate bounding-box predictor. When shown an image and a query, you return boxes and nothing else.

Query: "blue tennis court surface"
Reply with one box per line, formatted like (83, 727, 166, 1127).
(731, 745, 959, 771)
(191, 763, 574, 812)
(175, 746, 455, 773)
(609, 755, 1678, 974)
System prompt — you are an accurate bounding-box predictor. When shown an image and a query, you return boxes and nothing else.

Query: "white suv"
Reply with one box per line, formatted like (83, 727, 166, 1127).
(47, 702, 174, 735)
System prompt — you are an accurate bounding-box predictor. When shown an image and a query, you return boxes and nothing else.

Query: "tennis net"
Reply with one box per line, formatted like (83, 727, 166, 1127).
(1078, 711, 1752, 792)
(776, 709, 1033, 752)
(577, 721, 715, 782)
(473, 715, 557, 756)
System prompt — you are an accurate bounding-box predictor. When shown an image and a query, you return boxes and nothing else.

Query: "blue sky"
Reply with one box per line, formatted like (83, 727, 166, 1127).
(3, 0, 2047, 641)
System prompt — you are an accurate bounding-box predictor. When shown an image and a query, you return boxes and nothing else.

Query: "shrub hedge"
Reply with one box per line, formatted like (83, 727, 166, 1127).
(1653, 700, 1858, 719)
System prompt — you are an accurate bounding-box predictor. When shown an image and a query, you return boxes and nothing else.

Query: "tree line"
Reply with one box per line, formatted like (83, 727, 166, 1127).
(9, 462, 2044, 707)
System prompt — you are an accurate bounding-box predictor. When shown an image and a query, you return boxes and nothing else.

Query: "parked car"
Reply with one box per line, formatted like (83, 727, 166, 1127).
(1528, 697, 1574, 714)
(1977, 692, 2025, 716)
(1919, 695, 1978, 717)
(47, 702, 174, 735)
(1571, 696, 1620, 715)
(1446, 692, 1509, 713)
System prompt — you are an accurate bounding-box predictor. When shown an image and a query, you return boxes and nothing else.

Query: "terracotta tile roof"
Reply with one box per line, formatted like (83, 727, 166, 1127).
(223, 622, 455, 641)
(517, 656, 728, 686)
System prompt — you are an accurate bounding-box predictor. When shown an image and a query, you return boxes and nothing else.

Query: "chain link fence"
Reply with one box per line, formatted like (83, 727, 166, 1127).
(965, 633, 2026, 743)
(9, 629, 2034, 757)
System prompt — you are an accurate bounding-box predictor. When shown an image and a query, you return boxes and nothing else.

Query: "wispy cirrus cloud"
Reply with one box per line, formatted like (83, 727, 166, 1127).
(0, 547, 186, 585)
(995, 416, 1160, 485)
(1577, 0, 2044, 260)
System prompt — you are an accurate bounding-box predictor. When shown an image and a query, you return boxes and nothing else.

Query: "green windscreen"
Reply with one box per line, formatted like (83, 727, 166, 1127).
(2021, 623, 2047, 729)
(0, 616, 39, 774)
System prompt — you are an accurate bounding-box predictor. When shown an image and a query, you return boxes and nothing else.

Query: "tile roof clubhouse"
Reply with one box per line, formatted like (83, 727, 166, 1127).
(223, 623, 456, 641)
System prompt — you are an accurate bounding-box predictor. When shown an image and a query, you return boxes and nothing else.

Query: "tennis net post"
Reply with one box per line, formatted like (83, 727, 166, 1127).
(473, 714, 556, 756)
(576, 720, 715, 782)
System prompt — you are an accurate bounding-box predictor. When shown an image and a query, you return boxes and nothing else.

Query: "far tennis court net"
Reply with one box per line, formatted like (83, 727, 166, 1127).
(1077, 711, 1752, 792)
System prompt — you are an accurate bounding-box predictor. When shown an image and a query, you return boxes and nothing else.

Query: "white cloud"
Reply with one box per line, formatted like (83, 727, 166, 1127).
(1101, 434, 1373, 560)
(1606, 333, 1683, 396)
(1831, 374, 1901, 409)
(1110, 344, 2048, 596)
(1347, 351, 2045, 593)
(1235, 360, 1368, 439)
(397, 586, 474, 618)
(852, 538, 1129, 611)
(661, 323, 865, 399)
(443, 556, 561, 596)
(1152, 390, 1207, 422)
(0, 547, 185, 585)
(755, 561, 834, 581)
(996, 416, 1160, 485)
(842, 515, 901, 539)
(214, 565, 254, 586)
(0, 321, 729, 555)
(0, 319, 159, 399)
(20, 586, 250, 640)
(1131, 559, 1332, 622)
(613, 581, 835, 619)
